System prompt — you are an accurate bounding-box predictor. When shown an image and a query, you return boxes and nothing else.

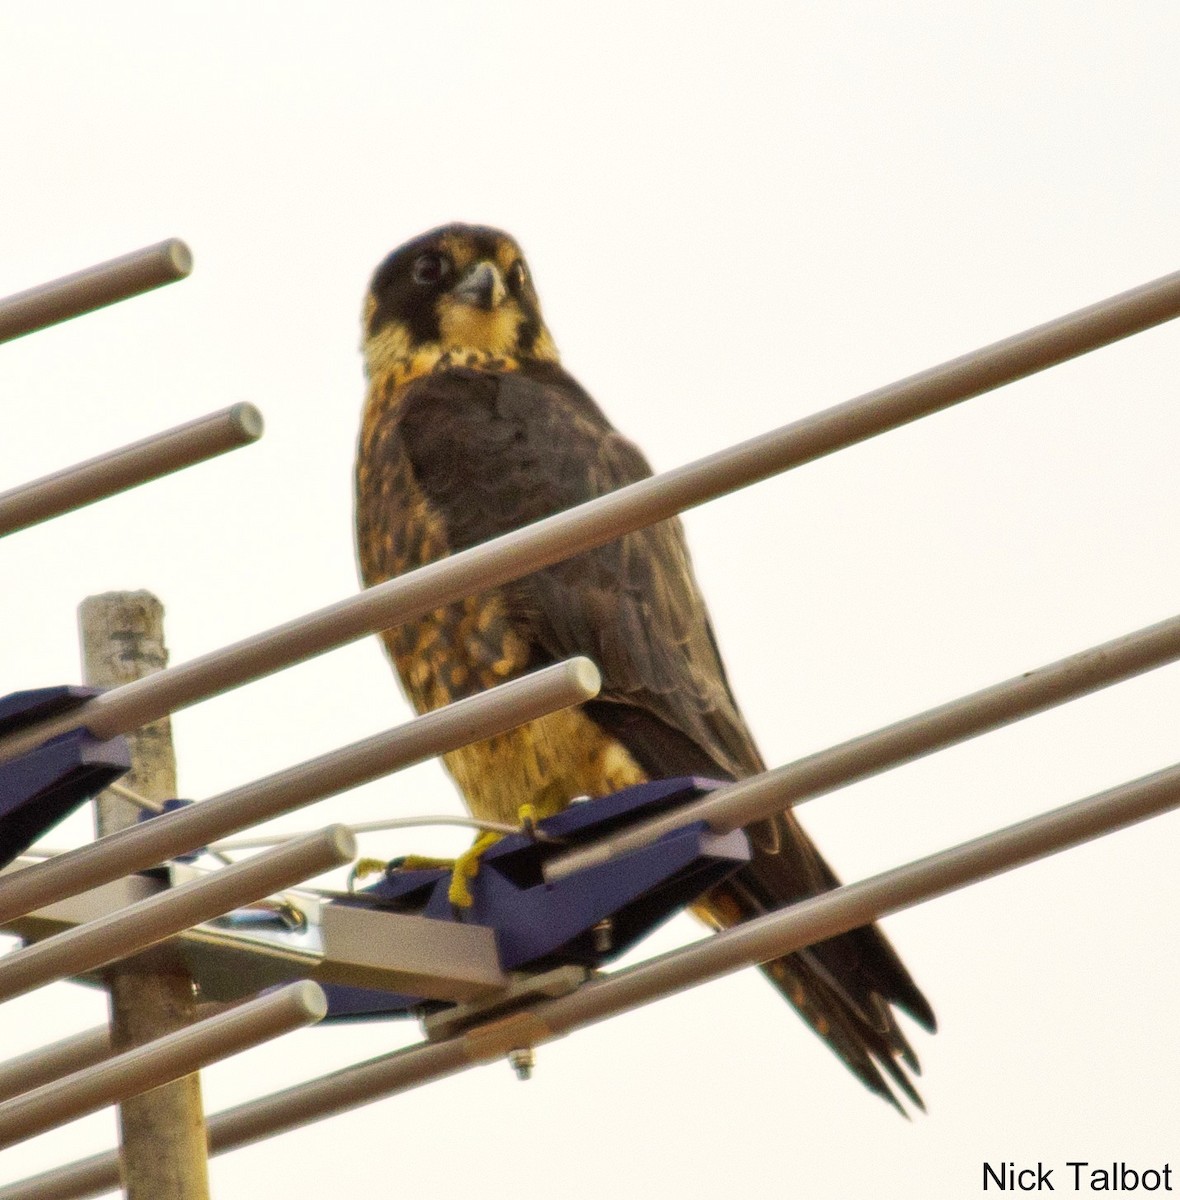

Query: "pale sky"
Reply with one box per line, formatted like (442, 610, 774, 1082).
(2, 4, 1180, 1197)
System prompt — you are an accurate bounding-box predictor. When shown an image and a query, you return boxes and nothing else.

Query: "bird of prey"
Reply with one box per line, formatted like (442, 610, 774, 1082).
(355, 223, 935, 1110)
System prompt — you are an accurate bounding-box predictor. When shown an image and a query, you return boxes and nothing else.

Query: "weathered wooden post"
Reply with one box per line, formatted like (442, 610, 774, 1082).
(79, 592, 209, 1200)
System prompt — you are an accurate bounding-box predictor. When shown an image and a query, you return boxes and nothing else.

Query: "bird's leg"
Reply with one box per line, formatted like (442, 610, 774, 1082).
(447, 830, 503, 908)
(448, 800, 546, 907)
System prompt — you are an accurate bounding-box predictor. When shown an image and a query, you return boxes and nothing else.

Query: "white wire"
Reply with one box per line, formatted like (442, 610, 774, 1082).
(20, 811, 545, 916)
(100, 782, 240, 865)
(105, 780, 164, 814)
(208, 814, 529, 853)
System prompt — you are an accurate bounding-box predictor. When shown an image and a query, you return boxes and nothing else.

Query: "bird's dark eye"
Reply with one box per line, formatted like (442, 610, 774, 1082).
(412, 252, 450, 286)
(508, 260, 528, 291)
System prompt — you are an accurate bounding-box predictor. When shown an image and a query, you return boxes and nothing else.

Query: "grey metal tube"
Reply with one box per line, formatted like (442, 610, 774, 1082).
(2, 267, 1178, 764)
(0, 1034, 470, 1200)
(0, 405, 263, 538)
(534, 763, 1180, 1030)
(8, 754, 1179, 1199)
(0, 1002, 232, 1105)
(545, 610, 1180, 880)
(0, 240, 192, 344)
(215, 758, 1180, 1127)
(0, 983, 325, 1150)
(0, 827, 354, 1006)
(0, 1155, 116, 1200)
(0, 1029, 112, 1106)
(0, 659, 598, 926)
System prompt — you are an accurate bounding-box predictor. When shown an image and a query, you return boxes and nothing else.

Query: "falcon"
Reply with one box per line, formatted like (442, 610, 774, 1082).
(355, 223, 935, 1109)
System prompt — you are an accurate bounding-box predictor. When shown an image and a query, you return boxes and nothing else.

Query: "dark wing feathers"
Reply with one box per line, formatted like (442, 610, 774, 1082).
(399, 364, 761, 776)
(396, 363, 932, 1106)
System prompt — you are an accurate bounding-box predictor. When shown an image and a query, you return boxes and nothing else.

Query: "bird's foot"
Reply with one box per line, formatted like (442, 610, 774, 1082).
(394, 854, 462, 871)
(357, 804, 544, 906)
(351, 852, 466, 892)
(349, 857, 390, 891)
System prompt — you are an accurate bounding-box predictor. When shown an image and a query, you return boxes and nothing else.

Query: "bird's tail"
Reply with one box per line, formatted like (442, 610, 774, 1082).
(693, 809, 936, 1113)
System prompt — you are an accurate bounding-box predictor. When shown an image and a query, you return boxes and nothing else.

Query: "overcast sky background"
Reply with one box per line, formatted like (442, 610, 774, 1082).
(2, 4, 1180, 1197)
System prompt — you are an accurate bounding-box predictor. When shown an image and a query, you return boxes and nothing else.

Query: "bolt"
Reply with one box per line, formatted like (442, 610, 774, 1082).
(592, 918, 613, 954)
(507, 1047, 535, 1081)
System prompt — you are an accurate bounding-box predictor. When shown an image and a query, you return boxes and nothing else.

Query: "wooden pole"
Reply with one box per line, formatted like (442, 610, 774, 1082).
(79, 592, 209, 1200)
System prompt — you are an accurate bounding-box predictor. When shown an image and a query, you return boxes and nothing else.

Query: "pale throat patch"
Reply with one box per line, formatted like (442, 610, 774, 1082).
(363, 299, 560, 388)
(436, 296, 524, 358)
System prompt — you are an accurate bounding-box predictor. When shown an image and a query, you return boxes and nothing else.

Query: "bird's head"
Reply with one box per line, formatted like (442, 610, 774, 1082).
(362, 224, 559, 384)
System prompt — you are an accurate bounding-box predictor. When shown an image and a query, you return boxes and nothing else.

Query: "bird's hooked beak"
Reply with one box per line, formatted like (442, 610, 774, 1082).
(452, 260, 507, 311)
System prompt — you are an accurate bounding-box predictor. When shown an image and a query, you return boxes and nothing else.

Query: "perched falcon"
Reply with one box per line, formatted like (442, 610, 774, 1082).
(355, 223, 935, 1110)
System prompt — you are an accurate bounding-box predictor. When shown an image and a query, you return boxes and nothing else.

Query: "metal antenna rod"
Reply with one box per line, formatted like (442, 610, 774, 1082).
(0, 1029, 112, 1106)
(0, 827, 354, 1007)
(0, 983, 326, 1150)
(12, 753, 1177, 1199)
(0, 404, 263, 538)
(0, 240, 192, 344)
(3, 266, 1180, 766)
(0, 659, 599, 926)
(0, 1000, 232, 1105)
(545, 609, 1180, 880)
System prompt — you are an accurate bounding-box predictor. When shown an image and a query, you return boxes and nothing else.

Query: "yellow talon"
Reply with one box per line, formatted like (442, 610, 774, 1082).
(349, 857, 391, 891)
(448, 831, 502, 908)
